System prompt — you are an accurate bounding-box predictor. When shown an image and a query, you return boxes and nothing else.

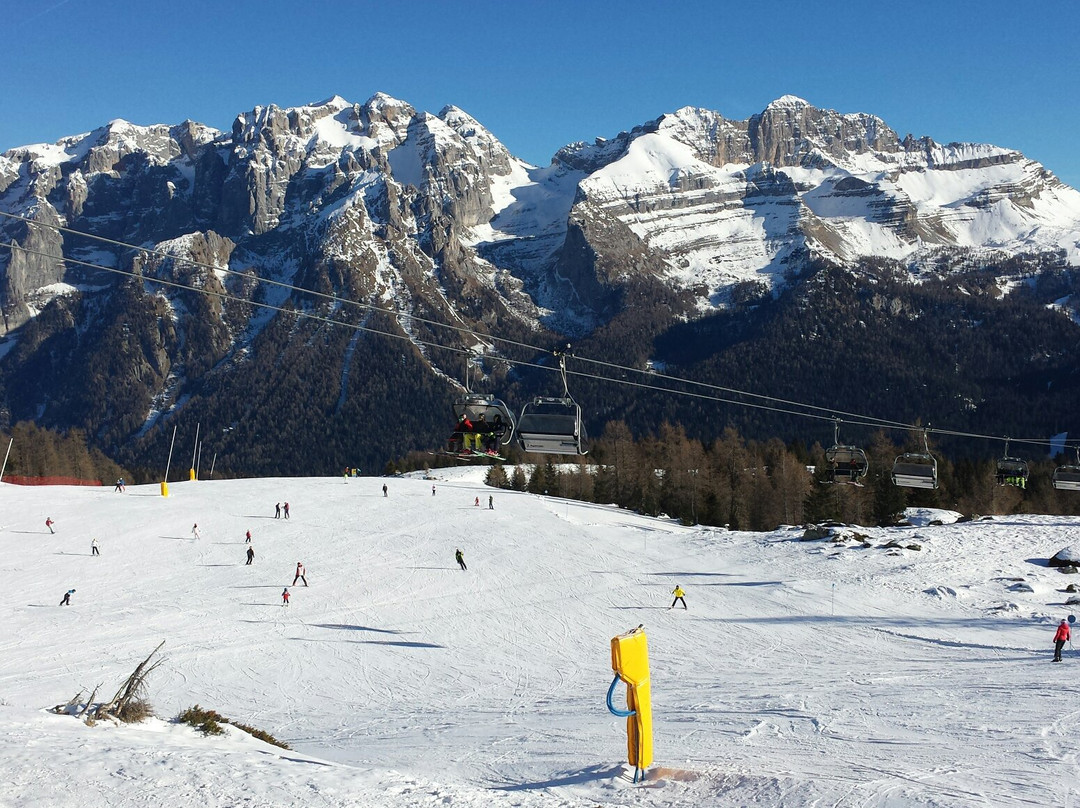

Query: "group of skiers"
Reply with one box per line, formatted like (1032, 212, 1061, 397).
(448, 413, 504, 455)
(44, 478, 1078, 666)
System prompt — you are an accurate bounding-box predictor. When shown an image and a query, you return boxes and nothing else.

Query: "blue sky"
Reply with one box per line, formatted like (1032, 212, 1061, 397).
(4, 0, 1079, 187)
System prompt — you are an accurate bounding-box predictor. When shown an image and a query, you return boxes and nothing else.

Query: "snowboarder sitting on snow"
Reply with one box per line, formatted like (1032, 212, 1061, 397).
(1054, 619, 1071, 662)
(670, 585, 687, 610)
(455, 548, 467, 571)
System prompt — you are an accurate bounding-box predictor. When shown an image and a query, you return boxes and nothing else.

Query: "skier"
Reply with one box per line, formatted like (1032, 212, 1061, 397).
(91, 538, 100, 556)
(432, 484, 436, 496)
(114, 478, 123, 492)
(455, 548, 467, 571)
(60, 588, 75, 606)
(670, 584, 687, 610)
(1053, 618, 1071, 662)
(192, 523, 200, 540)
(488, 495, 493, 510)
(45, 517, 55, 534)
(383, 483, 388, 497)
(283, 502, 290, 519)
(245, 530, 252, 544)
(474, 496, 480, 507)
(246, 546, 255, 565)
(275, 502, 282, 519)
(293, 562, 308, 587)
(282, 587, 290, 607)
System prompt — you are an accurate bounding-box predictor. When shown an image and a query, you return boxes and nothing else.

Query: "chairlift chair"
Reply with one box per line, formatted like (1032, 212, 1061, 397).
(452, 395, 516, 446)
(445, 362, 516, 456)
(891, 429, 938, 489)
(823, 420, 868, 485)
(892, 454, 939, 489)
(994, 439, 1029, 488)
(517, 397, 589, 455)
(515, 347, 589, 455)
(1053, 447, 1080, 492)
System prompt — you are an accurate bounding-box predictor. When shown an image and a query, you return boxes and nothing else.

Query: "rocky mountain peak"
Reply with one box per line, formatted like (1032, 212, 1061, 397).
(764, 94, 812, 111)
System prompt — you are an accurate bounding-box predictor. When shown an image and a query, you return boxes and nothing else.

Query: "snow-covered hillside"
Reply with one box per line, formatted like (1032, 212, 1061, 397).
(2, 470, 1079, 806)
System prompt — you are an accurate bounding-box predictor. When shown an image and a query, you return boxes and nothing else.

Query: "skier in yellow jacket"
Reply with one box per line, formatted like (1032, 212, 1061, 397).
(670, 585, 686, 610)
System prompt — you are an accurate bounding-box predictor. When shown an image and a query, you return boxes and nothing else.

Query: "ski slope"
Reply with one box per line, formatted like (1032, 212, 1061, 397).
(1, 468, 1078, 807)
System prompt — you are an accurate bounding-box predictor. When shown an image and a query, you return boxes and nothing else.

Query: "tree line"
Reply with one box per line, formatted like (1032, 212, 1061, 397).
(395, 420, 1080, 531)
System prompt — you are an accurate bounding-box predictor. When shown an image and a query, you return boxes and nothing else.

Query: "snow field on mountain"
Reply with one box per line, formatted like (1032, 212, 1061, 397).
(1, 469, 1079, 807)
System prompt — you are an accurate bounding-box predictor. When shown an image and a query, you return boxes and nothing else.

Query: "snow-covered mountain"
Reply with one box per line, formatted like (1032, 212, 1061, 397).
(1, 94, 1079, 473)
(540, 95, 1080, 311)
(3, 469, 1080, 806)
(4, 93, 1078, 334)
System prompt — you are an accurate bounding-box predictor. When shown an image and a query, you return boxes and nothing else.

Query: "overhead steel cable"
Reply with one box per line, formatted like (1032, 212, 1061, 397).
(0, 209, 907, 426)
(0, 210, 1069, 452)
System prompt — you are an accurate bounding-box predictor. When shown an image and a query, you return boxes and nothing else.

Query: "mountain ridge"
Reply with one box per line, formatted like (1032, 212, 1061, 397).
(0, 92, 1078, 474)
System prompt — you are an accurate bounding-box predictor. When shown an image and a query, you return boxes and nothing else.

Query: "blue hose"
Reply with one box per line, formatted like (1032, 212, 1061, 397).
(606, 674, 635, 717)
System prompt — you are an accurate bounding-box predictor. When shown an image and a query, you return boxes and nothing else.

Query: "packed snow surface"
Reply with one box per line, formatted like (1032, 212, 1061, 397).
(2, 469, 1079, 807)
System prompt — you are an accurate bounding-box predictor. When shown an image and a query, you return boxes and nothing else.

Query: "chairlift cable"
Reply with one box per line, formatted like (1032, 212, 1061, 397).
(0, 212, 1072, 453)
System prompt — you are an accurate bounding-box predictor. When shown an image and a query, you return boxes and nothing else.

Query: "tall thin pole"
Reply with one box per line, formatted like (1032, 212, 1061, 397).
(0, 437, 12, 482)
(190, 422, 200, 480)
(161, 424, 177, 497)
(209, 453, 217, 479)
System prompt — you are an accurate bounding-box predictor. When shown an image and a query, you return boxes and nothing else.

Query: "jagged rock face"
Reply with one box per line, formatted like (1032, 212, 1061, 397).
(0, 93, 1079, 472)
(545, 97, 1080, 307)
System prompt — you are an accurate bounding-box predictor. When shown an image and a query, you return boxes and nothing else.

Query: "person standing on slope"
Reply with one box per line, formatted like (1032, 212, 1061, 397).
(282, 587, 290, 607)
(45, 517, 55, 534)
(1053, 619, 1071, 662)
(246, 546, 255, 565)
(192, 523, 200, 540)
(670, 584, 687, 610)
(488, 495, 493, 510)
(91, 538, 100, 556)
(383, 483, 388, 497)
(293, 562, 308, 586)
(455, 548, 467, 571)
(245, 530, 252, 544)
(283, 502, 290, 519)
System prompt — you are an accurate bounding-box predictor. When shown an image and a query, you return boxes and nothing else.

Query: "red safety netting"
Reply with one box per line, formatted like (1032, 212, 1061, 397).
(2, 475, 102, 487)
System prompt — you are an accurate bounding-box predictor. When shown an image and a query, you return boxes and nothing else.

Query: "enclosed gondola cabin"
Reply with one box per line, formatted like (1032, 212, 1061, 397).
(824, 445, 869, 485)
(516, 397, 589, 455)
(892, 453, 938, 489)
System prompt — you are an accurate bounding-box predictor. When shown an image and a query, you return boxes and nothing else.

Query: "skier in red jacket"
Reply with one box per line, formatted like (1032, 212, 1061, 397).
(1053, 619, 1071, 662)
